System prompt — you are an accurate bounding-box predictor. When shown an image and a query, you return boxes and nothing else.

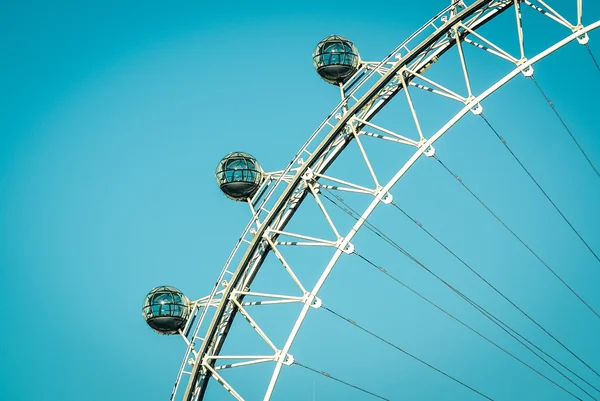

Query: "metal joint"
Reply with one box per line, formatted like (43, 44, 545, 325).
(418, 139, 437, 157)
(336, 237, 355, 254)
(516, 58, 534, 76)
(302, 292, 322, 308)
(375, 186, 394, 204)
(575, 29, 589, 44)
(301, 167, 315, 183)
(275, 350, 294, 366)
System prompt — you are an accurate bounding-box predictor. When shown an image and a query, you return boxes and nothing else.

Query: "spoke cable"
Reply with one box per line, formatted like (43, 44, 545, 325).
(389, 201, 600, 393)
(322, 305, 495, 401)
(353, 250, 596, 399)
(480, 114, 600, 264)
(294, 361, 390, 400)
(321, 190, 595, 399)
(435, 155, 600, 378)
(584, 44, 600, 75)
(434, 154, 600, 324)
(527, 76, 600, 179)
(465, 290, 600, 396)
(453, 290, 591, 401)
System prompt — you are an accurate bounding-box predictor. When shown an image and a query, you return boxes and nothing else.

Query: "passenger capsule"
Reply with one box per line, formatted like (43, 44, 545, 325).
(142, 286, 190, 335)
(313, 35, 360, 85)
(216, 152, 264, 201)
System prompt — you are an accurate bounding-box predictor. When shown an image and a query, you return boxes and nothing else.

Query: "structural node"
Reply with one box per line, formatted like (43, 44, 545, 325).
(142, 286, 190, 335)
(313, 35, 360, 85)
(216, 152, 264, 201)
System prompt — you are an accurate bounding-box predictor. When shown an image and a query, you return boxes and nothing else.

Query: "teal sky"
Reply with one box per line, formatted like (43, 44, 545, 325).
(2, 1, 600, 400)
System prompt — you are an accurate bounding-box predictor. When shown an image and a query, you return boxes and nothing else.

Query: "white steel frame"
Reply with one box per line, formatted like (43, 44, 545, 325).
(162, 1, 599, 400)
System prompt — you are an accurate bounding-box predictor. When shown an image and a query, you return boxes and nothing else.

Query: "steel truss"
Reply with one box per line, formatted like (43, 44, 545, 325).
(165, 1, 600, 400)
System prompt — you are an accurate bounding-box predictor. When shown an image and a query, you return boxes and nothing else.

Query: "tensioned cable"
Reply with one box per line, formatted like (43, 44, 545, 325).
(293, 361, 390, 400)
(324, 189, 594, 365)
(353, 249, 596, 399)
(453, 290, 592, 401)
(434, 155, 600, 381)
(434, 154, 600, 322)
(389, 200, 600, 394)
(480, 113, 600, 264)
(324, 188, 600, 391)
(326, 190, 597, 397)
(321, 190, 593, 399)
(321, 305, 495, 401)
(585, 44, 600, 75)
(464, 291, 600, 398)
(527, 76, 600, 179)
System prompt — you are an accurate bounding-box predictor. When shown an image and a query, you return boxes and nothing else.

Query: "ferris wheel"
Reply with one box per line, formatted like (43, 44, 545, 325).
(142, 1, 600, 400)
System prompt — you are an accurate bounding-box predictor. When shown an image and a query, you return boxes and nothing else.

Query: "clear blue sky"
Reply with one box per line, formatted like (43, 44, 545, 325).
(2, 1, 600, 400)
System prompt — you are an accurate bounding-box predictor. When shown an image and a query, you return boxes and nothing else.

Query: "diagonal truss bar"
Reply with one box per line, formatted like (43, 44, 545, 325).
(207, 355, 276, 361)
(235, 291, 305, 307)
(264, 237, 307, 294)
(464, 37, 519, 67)
(361, 131, 418, 146)
(235, 291, 303, 301)
(354, 117, 420, 146)
(230, 297, 278, 353)
(399, 73, 426, 142)
(269, 229, 337, 247)
(524, 0, 572, 30)
(214, 358, 273, 371)
(315, 172, 376, 194)
(276, 241, 334, 247)
(405, 66, 467, 102)
(203, 364, 244, 401)
(409, 81, 464, 102)
(460, 22, 520, 63)
(308, 183, 342, 239)
(536, 0, 575, 28)
(454, 26, 474, 98)
(242, 299, 303, 306)
(349, 125, 381, 187)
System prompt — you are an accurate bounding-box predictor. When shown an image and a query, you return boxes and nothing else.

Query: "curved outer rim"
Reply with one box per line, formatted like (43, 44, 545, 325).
(185, 2, 495, 399)
(261, 22, 600, 400)
(172, 9, 463, 388)
(181, 6, 599, 401)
